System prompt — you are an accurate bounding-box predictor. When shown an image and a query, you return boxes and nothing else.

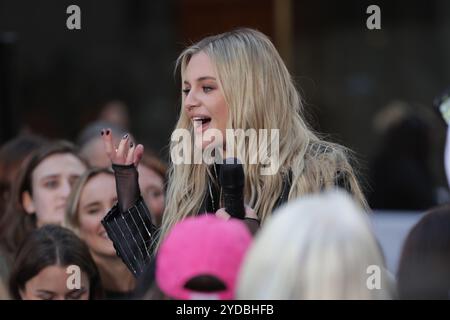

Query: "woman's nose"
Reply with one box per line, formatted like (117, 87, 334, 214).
(59, 180, 72, 198)
(184, 90, 200, 112)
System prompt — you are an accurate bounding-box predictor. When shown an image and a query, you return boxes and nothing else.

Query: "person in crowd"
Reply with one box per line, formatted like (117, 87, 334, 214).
(9, 224, 103, 300)
(435, 86, 450, 188)
(397, 205, 450, 299)
(99, 28, 367, 277)
(65, 168, 135, 299)
(0, 134, 47, 219)
(237, 189, 393, 299)
(369, 101, 438, 210)
(143, 215, 252, 300)
(98, 100, 131, 132)
(0, 141, 88, 268)
(0, 134, 47, 285)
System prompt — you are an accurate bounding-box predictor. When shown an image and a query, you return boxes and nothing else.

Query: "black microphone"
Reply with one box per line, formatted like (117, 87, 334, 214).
(219, 158, 245, 219)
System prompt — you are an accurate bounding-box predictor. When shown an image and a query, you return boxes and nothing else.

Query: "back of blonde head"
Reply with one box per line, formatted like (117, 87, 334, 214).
(237, 190, 392, 300)
(160, 28, 366, 248)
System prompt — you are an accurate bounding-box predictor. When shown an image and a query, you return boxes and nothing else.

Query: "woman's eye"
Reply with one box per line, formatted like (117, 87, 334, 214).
(152, 191, 163, 198)
(44, 180, 59, 189)
(203, 86, 213, 93)
(182, 88, 190, 95)
(67, 291, 84, 300)
(87, 208, 100, 215)
(146, 189, 163, 199)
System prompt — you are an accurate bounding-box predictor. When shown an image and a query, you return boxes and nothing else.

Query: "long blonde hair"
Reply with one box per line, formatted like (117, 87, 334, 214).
(160, 28, 366, 247)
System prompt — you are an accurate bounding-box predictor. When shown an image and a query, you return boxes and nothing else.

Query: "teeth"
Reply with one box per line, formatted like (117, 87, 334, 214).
(192, 117, 211, 130)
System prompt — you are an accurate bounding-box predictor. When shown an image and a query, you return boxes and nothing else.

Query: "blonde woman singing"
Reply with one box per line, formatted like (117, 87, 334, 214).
(100, 28, 367, 277)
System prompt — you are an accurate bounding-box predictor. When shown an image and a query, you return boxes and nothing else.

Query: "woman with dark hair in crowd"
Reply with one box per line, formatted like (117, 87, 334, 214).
(0, 140, 88, 281)
(65, 167, 135, 299)
(397, 205, 450, 299)
(369, 102, 437, 210)
(0, 134, 47, 285)
(0, 134, 47, 219)
(9, 224, 103, 300)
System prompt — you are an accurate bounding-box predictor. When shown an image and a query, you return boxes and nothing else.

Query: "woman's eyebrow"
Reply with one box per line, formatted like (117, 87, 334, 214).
(145, 184, 163, 190)
(36, 289, 54, 294)
(183, 76, 216, 85)
(196, 76, 216, 81)
(40, 174, 59, 181)
(83, 201, 101, 209)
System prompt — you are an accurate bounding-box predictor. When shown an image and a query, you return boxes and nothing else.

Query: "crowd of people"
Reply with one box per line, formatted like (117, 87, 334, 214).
(0, 28, 449, 300)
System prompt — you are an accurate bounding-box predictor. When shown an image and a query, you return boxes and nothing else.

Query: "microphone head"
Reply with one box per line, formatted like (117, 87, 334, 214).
(220, 158, 244, 188)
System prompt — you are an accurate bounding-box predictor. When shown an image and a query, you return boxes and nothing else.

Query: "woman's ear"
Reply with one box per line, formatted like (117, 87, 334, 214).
(22, 191, 36, 214)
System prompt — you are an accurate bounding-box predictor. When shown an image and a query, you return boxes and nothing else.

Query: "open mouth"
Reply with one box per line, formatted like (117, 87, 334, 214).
(192, 116, 212, 131)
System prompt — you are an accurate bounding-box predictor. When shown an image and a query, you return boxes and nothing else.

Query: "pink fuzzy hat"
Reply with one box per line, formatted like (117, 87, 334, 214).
(156, 215, 252, 300)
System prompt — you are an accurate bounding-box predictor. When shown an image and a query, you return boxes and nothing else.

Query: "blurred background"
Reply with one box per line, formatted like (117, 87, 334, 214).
(1, 0, 450, 215)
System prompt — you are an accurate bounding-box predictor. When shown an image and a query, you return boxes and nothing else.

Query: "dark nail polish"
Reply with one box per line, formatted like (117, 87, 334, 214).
(123, 134, 128, 139)
(130, 142, 134, 148)
(101, 130, 104, 136)
(106, 130, 110, 135)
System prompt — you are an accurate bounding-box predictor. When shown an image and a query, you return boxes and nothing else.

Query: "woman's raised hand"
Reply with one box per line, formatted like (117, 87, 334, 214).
(101, 129, 144, 167)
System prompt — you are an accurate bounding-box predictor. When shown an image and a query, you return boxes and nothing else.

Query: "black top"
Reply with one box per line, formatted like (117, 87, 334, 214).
(199, 163, 292, 214)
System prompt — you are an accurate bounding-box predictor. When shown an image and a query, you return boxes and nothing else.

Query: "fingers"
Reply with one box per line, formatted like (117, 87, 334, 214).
(133, 144, 144, 167)
(101, 129, 138, 166)
(216, 206, 258, 221)
(215, 208, 231, 221)
(101, 128, 114, 159)
(126, 141, 135, 164)
(116, 134, 130, 164)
